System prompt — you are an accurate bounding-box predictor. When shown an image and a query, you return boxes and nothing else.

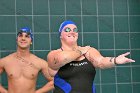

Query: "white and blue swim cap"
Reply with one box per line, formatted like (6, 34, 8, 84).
(17, 27, 33, 41)
(59, 20, 76, 36)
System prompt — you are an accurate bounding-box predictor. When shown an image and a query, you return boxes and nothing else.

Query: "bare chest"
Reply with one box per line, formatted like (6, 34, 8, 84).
(4, 58, 40, 80)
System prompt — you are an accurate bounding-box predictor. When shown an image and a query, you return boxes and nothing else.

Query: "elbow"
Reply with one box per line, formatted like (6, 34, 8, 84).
(96, 62, 106, 69)
(50, 80, 55, 89)
(48, 78, 54, 87)
(50, 80, 54, 87)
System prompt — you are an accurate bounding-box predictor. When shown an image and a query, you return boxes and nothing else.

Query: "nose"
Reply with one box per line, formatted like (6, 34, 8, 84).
(21, 36, 26, 40)
(69, 32, 77, 37)
(70, 31, 77, 35)
(69, 31, 75, 35)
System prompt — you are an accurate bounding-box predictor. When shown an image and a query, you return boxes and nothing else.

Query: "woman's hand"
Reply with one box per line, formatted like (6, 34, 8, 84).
(116, 52, 135, 64)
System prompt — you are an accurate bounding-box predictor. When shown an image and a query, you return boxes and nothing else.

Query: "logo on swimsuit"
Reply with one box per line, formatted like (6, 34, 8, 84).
(70, 62, 88, 66)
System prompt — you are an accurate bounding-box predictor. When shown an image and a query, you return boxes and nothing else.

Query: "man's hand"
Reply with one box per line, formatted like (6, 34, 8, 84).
(0, 86, 8, 93)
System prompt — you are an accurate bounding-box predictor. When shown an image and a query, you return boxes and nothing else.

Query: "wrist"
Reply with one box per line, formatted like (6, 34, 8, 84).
(114, 57, 117, 65)
(72, 48, 82, 56)
(110, 57, 117, 65)
(76, 49, 82, 55)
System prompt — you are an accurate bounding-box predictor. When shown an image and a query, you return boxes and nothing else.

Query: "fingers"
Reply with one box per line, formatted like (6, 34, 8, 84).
(85, 46, 92, 52)
(121, 52, 135, 62)
(127, 59, 135, 62)
(121, 52, 130, 57)
(85, 45, 90, 48)
(78, 46, 91, 55)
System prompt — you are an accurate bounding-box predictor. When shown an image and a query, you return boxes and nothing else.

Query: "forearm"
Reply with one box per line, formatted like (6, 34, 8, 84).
(87, 48, 135, 69)
(96, 57, 116, 69)
(56, 49, 82, 66)
(86, 48, 116, 69)
(36, 80, 54, 93)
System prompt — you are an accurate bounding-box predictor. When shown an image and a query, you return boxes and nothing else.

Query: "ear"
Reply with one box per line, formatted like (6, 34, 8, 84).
(60, 36, 62, 39)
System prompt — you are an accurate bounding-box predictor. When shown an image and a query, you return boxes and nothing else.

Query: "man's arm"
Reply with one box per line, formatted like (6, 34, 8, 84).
(0, 59, 8, 93)
(0, 84, 8, 93)
(35, 60, 54, 93)
(35, 80, 54, 93)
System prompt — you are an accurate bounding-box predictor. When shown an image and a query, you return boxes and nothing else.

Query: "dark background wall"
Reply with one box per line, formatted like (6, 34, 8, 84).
(0, 0, 140, 93)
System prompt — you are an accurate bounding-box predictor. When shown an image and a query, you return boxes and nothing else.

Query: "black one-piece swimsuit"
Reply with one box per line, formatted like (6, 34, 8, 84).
(54, 57, 96, 93)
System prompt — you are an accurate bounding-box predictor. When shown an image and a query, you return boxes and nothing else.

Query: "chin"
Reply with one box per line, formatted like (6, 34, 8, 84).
(20, 47, 28, 50)
(19, 45, 30, 49)
(68, 41, 77, 45)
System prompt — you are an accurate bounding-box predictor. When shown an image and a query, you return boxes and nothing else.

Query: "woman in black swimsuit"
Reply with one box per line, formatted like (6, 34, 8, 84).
(47, 20, 135, 93)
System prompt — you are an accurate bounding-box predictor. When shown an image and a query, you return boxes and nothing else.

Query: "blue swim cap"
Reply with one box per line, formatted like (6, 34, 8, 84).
(59, 20, 76, 35)
(17, 27, 33, 41)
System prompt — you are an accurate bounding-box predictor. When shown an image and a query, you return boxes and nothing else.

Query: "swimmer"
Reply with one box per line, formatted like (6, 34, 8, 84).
(0, 27, 54, 93)
(47, 20, 135, 93)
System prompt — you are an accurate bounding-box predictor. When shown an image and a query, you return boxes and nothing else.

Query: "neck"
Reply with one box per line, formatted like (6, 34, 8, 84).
(61, 43, 79, 51)
(61, 39, 78, 50)
(16, 47, 30, 57)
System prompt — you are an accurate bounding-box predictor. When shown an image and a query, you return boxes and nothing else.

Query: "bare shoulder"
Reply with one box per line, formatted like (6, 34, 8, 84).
(47, 49, 63, 70)
(0, 52, 15, 67)
(87, 47, 100, 54)
(48, 49, 60, 56)
(47, 49, 61, 59)
(0, 52, 15, 63)
(30, 53, 47, 63)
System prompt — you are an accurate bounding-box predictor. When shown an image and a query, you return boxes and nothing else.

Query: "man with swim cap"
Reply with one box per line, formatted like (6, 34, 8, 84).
(47, 20, 135, 93)
(0, 27, 54, 93)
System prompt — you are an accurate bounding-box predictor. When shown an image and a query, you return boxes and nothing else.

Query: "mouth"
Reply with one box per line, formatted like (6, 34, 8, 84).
(67, 35, 75, 38)
(20, 41, 27, 44)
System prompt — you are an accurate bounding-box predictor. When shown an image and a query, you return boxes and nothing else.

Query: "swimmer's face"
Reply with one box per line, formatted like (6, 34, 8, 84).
(60, 24, 79, 44)
(17, 32, 32, 49)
